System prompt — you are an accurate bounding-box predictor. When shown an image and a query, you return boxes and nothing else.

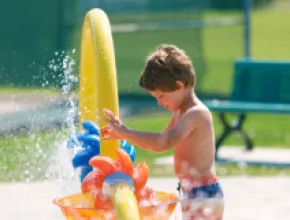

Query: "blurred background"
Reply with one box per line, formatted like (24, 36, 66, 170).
(0, 0, 290, 182)
(3, 0, 288, 95)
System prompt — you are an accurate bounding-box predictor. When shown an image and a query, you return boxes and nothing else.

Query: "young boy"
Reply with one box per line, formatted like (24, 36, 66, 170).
(101, 44, 224, 219)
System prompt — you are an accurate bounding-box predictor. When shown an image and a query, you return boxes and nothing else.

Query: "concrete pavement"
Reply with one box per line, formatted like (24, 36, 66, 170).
(0, 176, 290, 220)
(155, 146, 290, 167)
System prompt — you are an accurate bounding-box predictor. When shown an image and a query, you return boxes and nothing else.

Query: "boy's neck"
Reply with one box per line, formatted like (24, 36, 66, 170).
(179, 89, 198, 112)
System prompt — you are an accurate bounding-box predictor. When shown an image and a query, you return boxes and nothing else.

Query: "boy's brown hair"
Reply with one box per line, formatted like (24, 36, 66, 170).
(139, 44, 195, 92)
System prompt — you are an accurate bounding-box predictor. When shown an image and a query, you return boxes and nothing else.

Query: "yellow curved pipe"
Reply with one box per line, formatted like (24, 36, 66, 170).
(111, 184, 141, 220)
(78, 8, 140, 220)
(79, 8, 119, 160)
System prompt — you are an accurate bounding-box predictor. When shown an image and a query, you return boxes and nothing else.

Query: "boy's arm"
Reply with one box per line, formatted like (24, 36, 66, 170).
(117, 108, 205, 151)
(163, 113, 176, 132)
(125, 114, 176, 152)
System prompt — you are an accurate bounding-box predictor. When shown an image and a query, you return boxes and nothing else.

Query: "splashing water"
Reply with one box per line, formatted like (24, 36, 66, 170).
(44, 50, 80, 187)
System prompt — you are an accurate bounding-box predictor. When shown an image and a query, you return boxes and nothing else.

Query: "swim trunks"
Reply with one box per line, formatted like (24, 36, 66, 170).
(178, 175, 224, 219)
(177, 174, 223, 199)
(186, 182, 223, 199)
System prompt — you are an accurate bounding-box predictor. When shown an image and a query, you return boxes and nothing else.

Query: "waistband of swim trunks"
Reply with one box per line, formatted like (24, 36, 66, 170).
(178, 173, 218, 192)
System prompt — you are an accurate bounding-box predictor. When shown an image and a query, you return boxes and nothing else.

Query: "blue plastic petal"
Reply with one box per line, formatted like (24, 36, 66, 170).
(121, 143, 136, 162)
(78, 134, 100, 151)
(72, 147, 97, 168)
(66, 120, 137, 183)
(82, 121, 100, 135)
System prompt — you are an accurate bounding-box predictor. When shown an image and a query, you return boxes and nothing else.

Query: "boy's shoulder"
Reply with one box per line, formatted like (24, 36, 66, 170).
(185, 101, 211, 115)
(182, 102, 212, 123)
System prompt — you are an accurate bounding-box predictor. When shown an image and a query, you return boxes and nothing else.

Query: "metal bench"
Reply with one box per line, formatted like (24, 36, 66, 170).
(204, 60, 290, 157)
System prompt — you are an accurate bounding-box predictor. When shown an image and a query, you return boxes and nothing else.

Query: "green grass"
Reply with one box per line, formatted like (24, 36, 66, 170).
(0, 130, 70, 183)
(251, 9, 290, 59)
(0, 85, 61, 96)
(2, 112, 289, 183)
(201, 9, 290, 93)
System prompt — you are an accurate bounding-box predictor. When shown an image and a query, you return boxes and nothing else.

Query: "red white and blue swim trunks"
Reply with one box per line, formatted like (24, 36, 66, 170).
(177, 174, 224, 199)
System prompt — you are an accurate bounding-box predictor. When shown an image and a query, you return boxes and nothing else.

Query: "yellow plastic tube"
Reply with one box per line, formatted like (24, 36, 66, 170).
(111, 183, 141, 220)
(79, 8, 119, 160)
(78, 8, 140, 220)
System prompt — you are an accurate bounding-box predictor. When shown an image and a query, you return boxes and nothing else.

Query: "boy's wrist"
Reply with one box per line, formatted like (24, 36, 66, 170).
(119, 124, 129, 137)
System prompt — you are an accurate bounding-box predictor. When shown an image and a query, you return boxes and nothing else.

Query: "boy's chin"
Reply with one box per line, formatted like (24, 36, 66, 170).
(166, 106, 177, 112)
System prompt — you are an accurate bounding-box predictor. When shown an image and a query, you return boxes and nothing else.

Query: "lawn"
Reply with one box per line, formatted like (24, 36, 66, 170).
(201, 8, 290, 93)
(0, 85, 60, 95)
(0, 129, 70, 183)
(1, 111, 289, 183)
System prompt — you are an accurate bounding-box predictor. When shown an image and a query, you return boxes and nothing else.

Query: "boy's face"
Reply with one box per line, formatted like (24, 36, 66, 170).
(148, 88, 184, 112)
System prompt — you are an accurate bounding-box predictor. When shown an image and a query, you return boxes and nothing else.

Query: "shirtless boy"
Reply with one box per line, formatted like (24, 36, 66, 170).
(101, 44, 224, 219)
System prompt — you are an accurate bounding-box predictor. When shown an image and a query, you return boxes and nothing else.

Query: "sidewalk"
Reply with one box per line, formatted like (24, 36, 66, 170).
(0, 177, 290, 220)
(154, 146, 290, 167)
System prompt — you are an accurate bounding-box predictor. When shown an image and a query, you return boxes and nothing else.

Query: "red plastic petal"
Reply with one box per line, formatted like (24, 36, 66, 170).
(116, 149, 134, 176)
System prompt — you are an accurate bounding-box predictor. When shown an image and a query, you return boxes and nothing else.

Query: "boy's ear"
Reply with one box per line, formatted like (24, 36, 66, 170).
(176, 81, 184, 90)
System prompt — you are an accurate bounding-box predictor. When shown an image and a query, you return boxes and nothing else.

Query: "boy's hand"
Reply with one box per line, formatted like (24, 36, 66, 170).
(100, 108, 126, 140)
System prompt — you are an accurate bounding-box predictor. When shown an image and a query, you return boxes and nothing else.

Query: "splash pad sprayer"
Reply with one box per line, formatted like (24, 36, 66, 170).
(53, 8, 178, 220)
